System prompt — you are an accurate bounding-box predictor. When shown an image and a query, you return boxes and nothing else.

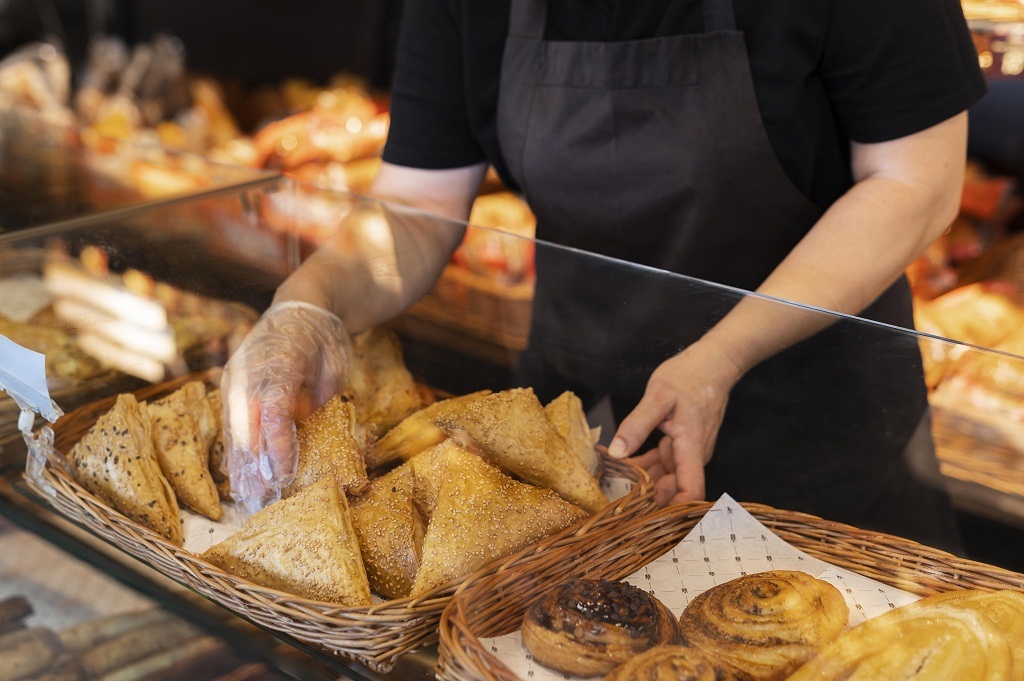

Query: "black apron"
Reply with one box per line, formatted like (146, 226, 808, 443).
(497, 0, 961, 552)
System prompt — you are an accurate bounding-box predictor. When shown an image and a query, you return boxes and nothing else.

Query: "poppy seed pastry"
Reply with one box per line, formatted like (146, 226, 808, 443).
(521, 578, 681, 677)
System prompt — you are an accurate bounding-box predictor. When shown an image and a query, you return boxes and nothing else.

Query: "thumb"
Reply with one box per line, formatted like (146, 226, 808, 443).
(608, 394, 672, 459)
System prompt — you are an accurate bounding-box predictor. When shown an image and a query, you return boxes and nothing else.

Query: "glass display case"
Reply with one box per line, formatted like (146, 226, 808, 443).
(1, 178, 1024, 679)
(0, 109, 276, 237)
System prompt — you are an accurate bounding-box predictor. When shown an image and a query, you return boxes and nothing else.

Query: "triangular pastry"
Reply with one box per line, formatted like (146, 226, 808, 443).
(545, 391, 603, 478)
(282, 395, 368, 498)
(346, 327, 425, 435)
(433, 388, 609, 513)
(148, 381, 222, 520)
(205, 388, 231, 500)
(201, 478, 372, 605)
(366, 390, 490, 469)
(349, 464, 424, 599)
(406, 441, 457, 518)
(409, 443, 588, 597)
(69, 393, 182, 544)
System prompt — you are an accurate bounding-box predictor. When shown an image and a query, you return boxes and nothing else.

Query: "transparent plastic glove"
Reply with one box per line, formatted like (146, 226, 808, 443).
(220, 300, 350, 514)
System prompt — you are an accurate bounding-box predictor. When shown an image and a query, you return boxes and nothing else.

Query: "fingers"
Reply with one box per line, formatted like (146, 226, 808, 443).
(608, 393, 672, 459)
(671, 435, 706, 501)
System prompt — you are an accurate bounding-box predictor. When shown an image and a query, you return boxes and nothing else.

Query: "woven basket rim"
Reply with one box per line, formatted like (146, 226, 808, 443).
(33, 374, 658, 671)
(436, 500, 1024, 681)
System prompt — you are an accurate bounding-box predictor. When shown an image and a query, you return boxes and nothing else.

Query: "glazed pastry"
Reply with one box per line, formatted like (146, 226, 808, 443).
(785, 602, 1012, 680)
(521, 578, 681, 677)
(601, 645, 738, 681)
(678, 570, 848, 681)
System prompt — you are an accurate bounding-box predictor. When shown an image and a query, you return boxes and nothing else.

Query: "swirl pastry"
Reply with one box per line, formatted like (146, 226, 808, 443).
(601, 645, 738, 681)
(521, 578, 681, 677)
(678, 570, 848, 681)
(785, 602, 1013, 680)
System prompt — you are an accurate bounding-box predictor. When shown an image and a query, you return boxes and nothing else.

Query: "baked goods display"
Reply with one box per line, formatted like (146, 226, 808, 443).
(62, 327, 610, 606)
(520, 578, 680, 677)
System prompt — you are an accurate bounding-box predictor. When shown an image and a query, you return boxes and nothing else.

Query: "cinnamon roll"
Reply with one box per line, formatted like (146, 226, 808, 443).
(601, 645, 738, 681)
(521, 578, 681, 677)
(678, 570, 848, 681)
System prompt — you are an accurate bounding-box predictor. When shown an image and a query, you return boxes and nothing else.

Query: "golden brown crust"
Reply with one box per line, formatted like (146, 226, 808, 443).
(785, 599, 1013, 680)
(409, 442, 588, 597)
(522, 579, 681, 678)
(69, 394, 182, 544)
(349, 464, 424, 599)
(433, 388, 609, 513)
(346, 327, 424, 435)
(283, 395, 368, 498)
(544, 391, 603, 479)
(601, 645, 738, 681)
(678, 571, 848, 681)
(147, 381, 222, 520)
(201, 478, 371, 606)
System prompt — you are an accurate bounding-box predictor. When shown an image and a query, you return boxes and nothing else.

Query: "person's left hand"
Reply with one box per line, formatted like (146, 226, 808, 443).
(607, 339, 742, 507)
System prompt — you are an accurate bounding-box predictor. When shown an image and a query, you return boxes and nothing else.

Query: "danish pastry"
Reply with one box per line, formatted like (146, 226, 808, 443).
(521, 578, 680, 677)
(678, 570, 847, 681)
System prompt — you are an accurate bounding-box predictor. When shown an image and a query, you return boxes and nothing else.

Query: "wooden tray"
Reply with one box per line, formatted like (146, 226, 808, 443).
(26, 376, 656, 673)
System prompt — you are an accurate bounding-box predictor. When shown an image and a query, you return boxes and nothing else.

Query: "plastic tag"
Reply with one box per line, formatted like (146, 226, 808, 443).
(0, 334, 62, 424)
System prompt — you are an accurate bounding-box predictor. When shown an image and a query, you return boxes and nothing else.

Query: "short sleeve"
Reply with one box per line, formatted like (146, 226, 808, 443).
(382, 0, 488, 168)
(822, 0, 986, 143)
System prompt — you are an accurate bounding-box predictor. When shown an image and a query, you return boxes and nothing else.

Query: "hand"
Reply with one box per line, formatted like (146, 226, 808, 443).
(608, 339, 742, 507)
(220, 301, 350, 514)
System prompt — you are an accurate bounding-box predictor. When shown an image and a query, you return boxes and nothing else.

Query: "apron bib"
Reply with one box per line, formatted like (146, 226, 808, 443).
(496, 0, 960, 551)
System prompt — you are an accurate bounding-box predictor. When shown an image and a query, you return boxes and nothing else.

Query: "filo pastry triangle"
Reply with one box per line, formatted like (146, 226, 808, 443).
(147, 381, 222, 520)
(409, 441, 589, 597)
(349, 464, 424, 599)
(201, 478, 372, 605)
(432, 388, 609, 513)
(282, 395, 368, 498)
(69, 393, 183, 545)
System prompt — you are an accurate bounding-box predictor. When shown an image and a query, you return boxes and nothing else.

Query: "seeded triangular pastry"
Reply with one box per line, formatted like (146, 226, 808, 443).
(201, 478, 371, 605)
(409, 443, 588, 597)
(346, 327, 425, 435)
(433, 388, 609, 513)
(148, 381, 222, 520)
(69, 393, 182, 545)
(545, 391, 603, 479)
(349, 464, 424, 599)
(406, 441, 458, 518)
(282, 395, 368, 498)
(366, 390, 490, 469)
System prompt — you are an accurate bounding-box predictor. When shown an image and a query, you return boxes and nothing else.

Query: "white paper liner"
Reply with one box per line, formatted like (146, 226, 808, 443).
(481, 493, 921, 681)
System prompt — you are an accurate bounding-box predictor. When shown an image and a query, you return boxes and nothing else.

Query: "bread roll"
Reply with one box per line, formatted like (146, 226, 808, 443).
(678, 570, 848, 681)
(521, 579, 680, 677)
(601, 645, 738, 681)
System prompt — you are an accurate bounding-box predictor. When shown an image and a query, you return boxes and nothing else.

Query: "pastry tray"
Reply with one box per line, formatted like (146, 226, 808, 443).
(437, 499, 1024, 681)
(24, 375, 656, 673)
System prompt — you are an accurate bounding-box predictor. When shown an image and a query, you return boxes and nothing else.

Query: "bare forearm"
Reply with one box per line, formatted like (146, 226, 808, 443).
(273, 162, 486, 332)
(705, 113, 967, 375)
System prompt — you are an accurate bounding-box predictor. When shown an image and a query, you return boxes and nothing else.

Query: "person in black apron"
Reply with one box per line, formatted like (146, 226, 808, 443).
(222, 0, 984, 553)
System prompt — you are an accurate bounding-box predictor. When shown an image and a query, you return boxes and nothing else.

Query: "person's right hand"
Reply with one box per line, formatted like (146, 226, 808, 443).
(220, 301, 350, 515)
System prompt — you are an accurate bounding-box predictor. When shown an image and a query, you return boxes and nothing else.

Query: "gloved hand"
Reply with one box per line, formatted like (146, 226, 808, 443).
(220, 300, 350, 514)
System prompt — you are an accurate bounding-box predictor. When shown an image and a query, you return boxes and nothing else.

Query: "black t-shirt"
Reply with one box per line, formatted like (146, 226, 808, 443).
(383, 0, 986, 210)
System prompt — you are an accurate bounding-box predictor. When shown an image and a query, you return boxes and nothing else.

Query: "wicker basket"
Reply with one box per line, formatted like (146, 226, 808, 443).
(28, 376, 656, 673)
(437, 500, 1024, 681)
